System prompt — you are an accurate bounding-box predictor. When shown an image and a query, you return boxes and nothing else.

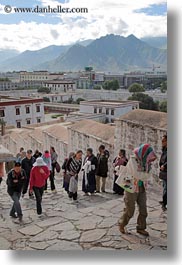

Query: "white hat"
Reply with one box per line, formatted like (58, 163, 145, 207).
(33, 157, 47, 167)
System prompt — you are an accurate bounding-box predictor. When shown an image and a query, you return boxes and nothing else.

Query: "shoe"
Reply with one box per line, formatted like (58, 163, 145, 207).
(101, 190, 106, 193)
(44, 190, 48, 193)
(159, 201, 163, 205)
(29, 194, 34, 199)
(119, 224, 126, 234)
(10, 214, 18, 219)
(137, 229, 149, 236)
(95, 190, 100, 193)
(22, 194, 25, 198)
(18, 215, 23, 223)
(162, 205, 167, 211)
(52, 189, 57, 193)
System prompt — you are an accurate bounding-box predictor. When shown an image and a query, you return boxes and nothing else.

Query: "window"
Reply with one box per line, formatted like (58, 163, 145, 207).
(36, 105, 40, 112)
(99, 108, 102, 114)
(16, 108, 20, 115)
(0, 109, 5, 117)
(106, 108, 109, 115)
(26, 106, 30, 114)
(37, 118, 41, 123)
(16, 121, 21, 128)
(94, 107, 97, 114)
(26, 119, 31, 125)
(111, 109, 115, 116)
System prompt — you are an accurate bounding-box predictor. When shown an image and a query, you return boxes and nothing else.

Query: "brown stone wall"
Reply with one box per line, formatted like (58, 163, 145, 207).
(114, 119, 167, 178)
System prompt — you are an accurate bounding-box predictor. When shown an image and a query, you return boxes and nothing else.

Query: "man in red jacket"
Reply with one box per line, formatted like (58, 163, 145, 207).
(29, 157, 49, 215)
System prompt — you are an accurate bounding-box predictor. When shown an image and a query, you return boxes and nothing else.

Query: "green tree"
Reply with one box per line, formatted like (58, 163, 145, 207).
(93, 85, 101, 90)
(160, 81, 167, 93)
(43, 97, 50, 102)
(128, 92, 159, 111)
(128, 83, 145, 93)
(76, 98, 85, 104)
(103, 80, 119, 90)
(159, 100, 167, 112)
(37, 87, 50, 93)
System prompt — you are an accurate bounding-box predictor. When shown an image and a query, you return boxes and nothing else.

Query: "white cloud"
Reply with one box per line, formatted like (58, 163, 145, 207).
(0, 0, 167, 51)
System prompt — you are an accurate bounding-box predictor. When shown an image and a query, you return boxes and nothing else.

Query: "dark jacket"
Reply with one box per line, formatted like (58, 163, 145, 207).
(21, 157, 35, 178)
(96, 153, 108, 178)
(6, 169, 27, 196)
(159, 147, 167, 172)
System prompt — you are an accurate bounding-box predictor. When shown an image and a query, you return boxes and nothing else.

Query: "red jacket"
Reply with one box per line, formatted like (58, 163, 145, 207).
(30, 166, 50, 190)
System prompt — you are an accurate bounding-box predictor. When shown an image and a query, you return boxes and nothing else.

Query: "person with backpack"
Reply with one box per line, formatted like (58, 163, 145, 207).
(62, 152, 75, 193)
(82, 148, 98, 195)
(96, 145, 109, 193)
(29, 157, 50, 216)
(118, 144, 157, 236)
(6, 161, 27, 222)
(21, 150, 35, 198)
(113, 149, 128, 195)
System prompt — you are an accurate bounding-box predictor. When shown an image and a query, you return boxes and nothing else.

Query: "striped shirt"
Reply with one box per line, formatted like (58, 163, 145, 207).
(67, 157, 82, 175)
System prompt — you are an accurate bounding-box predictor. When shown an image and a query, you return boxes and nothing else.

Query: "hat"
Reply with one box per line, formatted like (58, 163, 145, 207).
(33, 157, 46, 167)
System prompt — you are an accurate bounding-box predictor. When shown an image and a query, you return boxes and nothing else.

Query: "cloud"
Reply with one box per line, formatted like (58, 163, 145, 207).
(0, 0, 167, 51)
(50, 29, 59, 39)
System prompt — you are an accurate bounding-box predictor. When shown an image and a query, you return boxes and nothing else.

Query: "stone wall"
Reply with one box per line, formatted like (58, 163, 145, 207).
(67, 127, 115, 189)
(114, 119, 167, 179)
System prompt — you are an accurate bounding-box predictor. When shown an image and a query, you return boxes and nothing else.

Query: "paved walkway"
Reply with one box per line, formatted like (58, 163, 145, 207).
(0, 176, 167, 250)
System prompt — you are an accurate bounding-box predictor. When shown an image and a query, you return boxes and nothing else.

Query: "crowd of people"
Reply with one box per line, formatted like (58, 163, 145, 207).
(0, 136, 167, 236)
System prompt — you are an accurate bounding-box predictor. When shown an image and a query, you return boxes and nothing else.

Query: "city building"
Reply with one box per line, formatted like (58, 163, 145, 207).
(44, 80, 76, 93)
(79, 100, 139, 123)
(0, 95, 45, 128)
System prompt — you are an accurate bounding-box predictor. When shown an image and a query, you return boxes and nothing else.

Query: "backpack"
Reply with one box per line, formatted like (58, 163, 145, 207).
(104, 150, 110, 159)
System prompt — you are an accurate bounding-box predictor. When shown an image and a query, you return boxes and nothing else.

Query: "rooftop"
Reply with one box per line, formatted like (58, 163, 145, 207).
(0, 95, 43, 106)
(118, 109, 167, 129)
(80, 100, 139, 107)
(69, 119, 115, 144)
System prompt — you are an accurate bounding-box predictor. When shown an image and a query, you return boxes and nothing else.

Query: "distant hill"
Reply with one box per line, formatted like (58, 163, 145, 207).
(40, 34, 167, 72)
(141, 36, 167, 49)
(0, 49, 19, 64)
(0, 45, 70, 72)
(0, 35, 167, 72)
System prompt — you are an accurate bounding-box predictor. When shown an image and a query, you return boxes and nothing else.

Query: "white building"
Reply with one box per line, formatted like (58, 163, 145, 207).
(0, 96, 45, 128)
(79, 100, 139, 123)
(45, 80, 76, 93)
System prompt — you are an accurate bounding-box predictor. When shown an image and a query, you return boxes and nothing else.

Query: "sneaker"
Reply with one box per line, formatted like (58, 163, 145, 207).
(52, 189, 57, 193)
(95, 190, 100, 193)
(137, 229, 149, 236)
(119, 224, 126, 234)
(159, 201, 163, 205)
(44, 190, 48, 193)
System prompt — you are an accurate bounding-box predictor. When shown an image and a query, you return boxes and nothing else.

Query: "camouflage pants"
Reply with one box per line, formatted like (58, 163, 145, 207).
(119, 189, 148, 230)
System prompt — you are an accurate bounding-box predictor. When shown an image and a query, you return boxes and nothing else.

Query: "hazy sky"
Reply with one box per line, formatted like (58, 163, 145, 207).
(0, 0, 167, 52)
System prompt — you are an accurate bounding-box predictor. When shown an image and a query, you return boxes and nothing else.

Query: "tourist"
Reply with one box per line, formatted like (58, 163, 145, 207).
(62, 152, 75, 193)
(6, 161, 26, 222)
(82, 148, 98, 195)
(33, 149, 42, 160)
(118, 144, 157, 236)
(96, 145, 109, 193)
(42, 150, 53, 192)
(159, 134, 167, 211)
(21, 150, 35, 198)
(29, 157, 50, 216)
(50, 146, 58, 191)
(16, 147, 26, 163)
(113, 149, 128, 195)
(64, 150, 83, 201)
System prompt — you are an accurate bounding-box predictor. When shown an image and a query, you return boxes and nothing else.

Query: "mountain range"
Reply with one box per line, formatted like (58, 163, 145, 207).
(0, 35, 167, 72)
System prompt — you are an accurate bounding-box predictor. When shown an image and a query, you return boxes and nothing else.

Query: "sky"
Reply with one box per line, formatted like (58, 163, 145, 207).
(0, 0, 167, 52)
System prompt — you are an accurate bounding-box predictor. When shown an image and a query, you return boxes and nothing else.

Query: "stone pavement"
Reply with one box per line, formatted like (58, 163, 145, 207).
(0, 176, 167, 250)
